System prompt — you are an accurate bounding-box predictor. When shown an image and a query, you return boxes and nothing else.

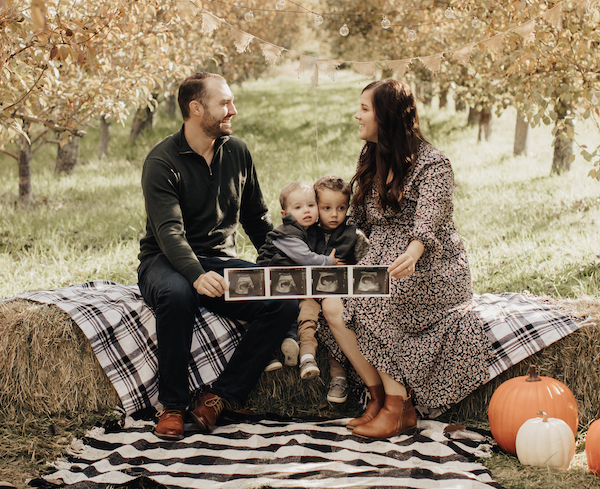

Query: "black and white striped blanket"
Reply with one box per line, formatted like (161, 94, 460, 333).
(45, 416, 503, 489)
(16, 280, 583, 416)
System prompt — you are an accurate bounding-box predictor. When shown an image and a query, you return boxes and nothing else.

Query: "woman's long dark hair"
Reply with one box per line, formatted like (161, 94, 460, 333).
(351, 79, 428, 211)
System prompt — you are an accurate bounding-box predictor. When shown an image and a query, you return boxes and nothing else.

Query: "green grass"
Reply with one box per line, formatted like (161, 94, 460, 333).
(1, 70, 600, 488)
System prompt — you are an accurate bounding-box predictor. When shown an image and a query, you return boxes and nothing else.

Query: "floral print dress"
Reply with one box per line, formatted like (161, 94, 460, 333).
(337, 143, 492, 409)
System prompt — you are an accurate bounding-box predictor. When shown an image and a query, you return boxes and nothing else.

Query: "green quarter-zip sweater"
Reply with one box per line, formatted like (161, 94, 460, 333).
(138, 125, 273, 285)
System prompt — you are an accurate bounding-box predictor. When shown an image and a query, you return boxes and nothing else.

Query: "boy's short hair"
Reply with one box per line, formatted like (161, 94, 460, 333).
(279, 181, 314, 210)
(314, 175, 351, 202)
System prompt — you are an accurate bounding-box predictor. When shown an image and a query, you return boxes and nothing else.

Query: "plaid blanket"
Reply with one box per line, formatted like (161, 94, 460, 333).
(45, 416, 503, 489)
(16, 281, 582, 415)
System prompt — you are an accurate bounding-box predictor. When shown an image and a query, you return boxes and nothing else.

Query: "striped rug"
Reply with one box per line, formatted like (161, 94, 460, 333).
(45, 416, 503, 489)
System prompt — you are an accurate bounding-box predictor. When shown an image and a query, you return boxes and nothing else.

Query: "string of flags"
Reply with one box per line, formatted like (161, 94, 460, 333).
(195, 0, 587, 86)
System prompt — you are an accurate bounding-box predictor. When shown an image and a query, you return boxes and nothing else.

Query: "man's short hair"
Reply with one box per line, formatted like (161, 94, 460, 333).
(178, 72, 225, 120)
(279, 181, 314, 211)
(314, 175, 351, 201)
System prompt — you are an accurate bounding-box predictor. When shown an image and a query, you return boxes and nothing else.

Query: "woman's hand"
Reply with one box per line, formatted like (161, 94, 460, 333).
(387, 240, 424, 279)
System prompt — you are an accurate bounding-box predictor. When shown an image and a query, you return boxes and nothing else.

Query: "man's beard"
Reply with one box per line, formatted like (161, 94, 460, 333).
(200, 111, 232, 139)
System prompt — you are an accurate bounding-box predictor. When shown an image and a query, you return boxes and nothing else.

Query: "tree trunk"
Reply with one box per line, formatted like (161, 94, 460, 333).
(164, 95, 177, 118)
(477, 107, 492, 142)
(98, 116, 111, 158)
(467, 107, 480, 126)
(129, 106, 155, 144)
(551, 117, 574, 175)
(55, 136, 79, 174)
(513, 111, 529, 156)
(439, 88, 448, 109)
(455, 97, 466, 112)
(18, 121, 33, 207)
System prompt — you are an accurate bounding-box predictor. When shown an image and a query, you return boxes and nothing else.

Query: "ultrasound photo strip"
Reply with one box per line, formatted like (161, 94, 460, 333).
(224, 265, 390, 301)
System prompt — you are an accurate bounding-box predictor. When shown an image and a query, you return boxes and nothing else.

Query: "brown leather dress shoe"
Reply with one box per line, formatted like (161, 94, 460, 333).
(353, 389, 418, 439)
(190, 392, 226, 433)
(154, 407, 185, 440)
(346, 384, 385, 429)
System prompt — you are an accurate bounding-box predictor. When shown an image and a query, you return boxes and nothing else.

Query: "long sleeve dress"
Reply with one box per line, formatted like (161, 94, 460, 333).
(337, 142, 492, 410)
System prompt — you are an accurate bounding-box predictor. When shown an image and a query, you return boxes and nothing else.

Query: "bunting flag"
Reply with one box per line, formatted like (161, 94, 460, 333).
(318, 59, 343, 81)
(200, 11, 222, 36)
(231, 28, 253, 53)
(386, 59, 412, 79)
(260, 42, 285, 65)
(452, 44, 474, 67)
(512, 20, 536, 43)
(481, 33, 505, 53)
(543, 3, 563, 30)
(296, 55, 317, 78)
(352, 61, 379, 79)
(419, 52, 444, 74)
(43, 416, 504, 489)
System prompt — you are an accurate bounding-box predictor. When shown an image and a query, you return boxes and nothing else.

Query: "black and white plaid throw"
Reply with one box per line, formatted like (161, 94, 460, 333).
(16, 281, 582, 415)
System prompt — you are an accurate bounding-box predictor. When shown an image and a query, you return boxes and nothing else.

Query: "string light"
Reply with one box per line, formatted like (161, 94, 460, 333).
(407, 29, 417, 41)
(275, 0, 285, 11)
(340, 23, 349, 36)
(314, 14, 323, 25)
(244, 10, 254, 21)
(381, 16, 391, 29)
(445, 7, 454, 19)
(471, 16, 481, 28)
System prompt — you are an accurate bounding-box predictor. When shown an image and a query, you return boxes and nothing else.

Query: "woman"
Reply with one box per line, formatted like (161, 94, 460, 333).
(321, 79, 492, 439)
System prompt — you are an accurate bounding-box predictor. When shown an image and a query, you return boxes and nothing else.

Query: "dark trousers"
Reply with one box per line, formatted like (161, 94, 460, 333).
(138, 254, 297, 408)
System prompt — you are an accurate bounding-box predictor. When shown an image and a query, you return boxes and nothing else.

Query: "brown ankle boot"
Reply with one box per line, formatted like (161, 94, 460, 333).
(353, 389, 417, 439)
(346, 384, 385, 429)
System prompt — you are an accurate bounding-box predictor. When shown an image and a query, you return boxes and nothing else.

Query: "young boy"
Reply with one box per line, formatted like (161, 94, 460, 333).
(257, 181, 341, 376)
(311, 175, 369, 403)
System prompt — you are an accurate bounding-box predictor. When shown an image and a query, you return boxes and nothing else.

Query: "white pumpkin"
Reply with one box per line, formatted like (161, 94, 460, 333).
(515, 412, 575, 470)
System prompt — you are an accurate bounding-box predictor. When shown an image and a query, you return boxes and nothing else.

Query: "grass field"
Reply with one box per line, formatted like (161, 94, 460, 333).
(1, 70, 599, 488)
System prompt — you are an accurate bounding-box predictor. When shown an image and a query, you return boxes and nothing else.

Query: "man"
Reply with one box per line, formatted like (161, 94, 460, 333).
(137, 72, 297, 440)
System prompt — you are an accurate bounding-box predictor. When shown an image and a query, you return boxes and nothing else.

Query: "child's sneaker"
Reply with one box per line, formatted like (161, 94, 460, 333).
(264, 356, 282, 372)
(281, 338, 300, 366)
(299, 357, 320, 380)
(327, 377, 348, 403)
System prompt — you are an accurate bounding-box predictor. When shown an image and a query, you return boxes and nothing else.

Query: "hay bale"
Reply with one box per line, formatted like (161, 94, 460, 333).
(452, 295, 600, 428)
(0, 299, 121, 415)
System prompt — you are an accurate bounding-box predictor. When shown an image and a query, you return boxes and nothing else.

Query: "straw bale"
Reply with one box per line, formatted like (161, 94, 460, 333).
(452, 295, 600, 428)
(0, 299, 121, 415)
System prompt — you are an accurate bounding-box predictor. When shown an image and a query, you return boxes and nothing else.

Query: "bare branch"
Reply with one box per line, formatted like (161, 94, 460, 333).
(15, 113, 86, 137)
(0, 148, 18, 160)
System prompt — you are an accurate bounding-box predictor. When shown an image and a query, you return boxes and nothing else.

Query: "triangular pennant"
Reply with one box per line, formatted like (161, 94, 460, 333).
(296, 56, 316, 78)
(452, 44, 473, 67)
(231, 29, 253, 53)
(512, 20, 536, 43)
(481, 33, 505, 52)
(543, 3, 562, 30)
(201, 11, 222, 35)
(352, 61, 379, 79)
(317, 59, 342, 81)
(260, 43, 284, 65)
(386, 59, 412, 79)
(418, 53, 444, 74)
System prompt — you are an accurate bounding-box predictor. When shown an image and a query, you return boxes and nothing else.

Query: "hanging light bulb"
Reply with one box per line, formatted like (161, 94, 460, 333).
(275, 0, 285, 10)
(471, 16, 481, 28)
(445, 7, 454, 19)
(407, 29, 417, 41)
(381, 16, 391, 29)
(340, 23, 349, 36)
(244, 10, 254, 21)
(314, 14, 324, 25)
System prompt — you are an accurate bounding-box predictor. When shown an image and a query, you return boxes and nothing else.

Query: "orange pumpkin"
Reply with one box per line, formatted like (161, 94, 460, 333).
(586, 410, 600, 474)
(488, 365, 579, 455)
